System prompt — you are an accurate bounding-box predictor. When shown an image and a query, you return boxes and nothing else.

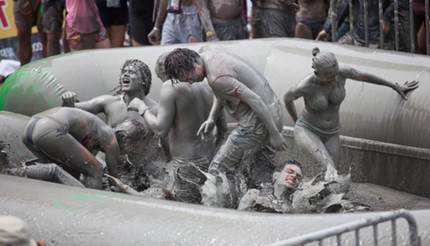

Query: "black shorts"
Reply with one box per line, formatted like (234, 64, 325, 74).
(42, 0, 65, 33)
(96, 0, 129, 28)
(128, 0, 154, 45)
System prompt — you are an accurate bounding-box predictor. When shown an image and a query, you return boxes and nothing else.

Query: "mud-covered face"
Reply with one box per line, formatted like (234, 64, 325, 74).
(277, 164, 303, 189)
(180, 63, 205, 84)
(313, 68, 337, 83)
(120, 65, 143, 92)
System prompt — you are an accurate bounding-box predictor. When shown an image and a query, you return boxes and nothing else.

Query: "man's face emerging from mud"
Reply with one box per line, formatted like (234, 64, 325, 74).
(120, 65, 145, 92)
(277, 164, 303, 190)
(180, 60, 205, 84)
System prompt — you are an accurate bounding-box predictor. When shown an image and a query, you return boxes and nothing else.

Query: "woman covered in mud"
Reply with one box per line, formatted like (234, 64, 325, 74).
(295, 0, 329, 39)
(283, 48, 419, 181)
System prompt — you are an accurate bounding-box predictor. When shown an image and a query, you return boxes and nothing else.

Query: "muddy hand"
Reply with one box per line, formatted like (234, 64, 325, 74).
(128, 98, 147, 115)
(269, 132, 288, 150)
(104, 174, 127, 192)
(197, 119, 215, 140)
(395, 80, 419, 100)
(61, 91, 77, 107)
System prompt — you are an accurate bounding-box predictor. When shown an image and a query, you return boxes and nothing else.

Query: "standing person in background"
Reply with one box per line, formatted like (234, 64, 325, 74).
(295, 0, 329, 39)
(413, 0, 429, 54)
(65, 0, 111, 51)
(128, 0, 154, 46)
(148, 0, 217, 45)
(13, 0, 47, 65)
(203, 0, 247, 41)
(41, 0, 65, 56)
(252, 0, 297, 38)
(96, 0, 128, 47)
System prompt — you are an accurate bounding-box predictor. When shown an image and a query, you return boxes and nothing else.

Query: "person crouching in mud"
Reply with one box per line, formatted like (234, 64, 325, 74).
(238, 160, 303, 213)
(22, 107, 121, 189)
(126, 52, 227, 204)
(163, 47, 287, 208)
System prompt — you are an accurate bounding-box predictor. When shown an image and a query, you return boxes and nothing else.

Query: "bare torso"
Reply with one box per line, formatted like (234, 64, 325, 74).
(35, 107, 112, 152)
(202, 48, 278, 120)
(297, 0, 328, 19)
(208, 0, 243, 22)
(76, 94, 156, 128)
(166, 81, 217, 160)
(300, 72, 346, 130)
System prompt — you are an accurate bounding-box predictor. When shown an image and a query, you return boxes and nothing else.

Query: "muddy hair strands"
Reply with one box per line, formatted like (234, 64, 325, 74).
(311, 47, 339, 74)
(283, 159, 303, 171)
(164, 48, 200, 83)
(113, 59, 152, 95)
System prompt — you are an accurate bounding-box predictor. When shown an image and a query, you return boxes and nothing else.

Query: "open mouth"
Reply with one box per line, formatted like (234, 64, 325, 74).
(122, 77, 131, 85)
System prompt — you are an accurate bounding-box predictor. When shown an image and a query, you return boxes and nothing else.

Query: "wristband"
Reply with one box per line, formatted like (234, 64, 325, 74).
(206, 31, 216, 38)
(153, 26, 160, 31)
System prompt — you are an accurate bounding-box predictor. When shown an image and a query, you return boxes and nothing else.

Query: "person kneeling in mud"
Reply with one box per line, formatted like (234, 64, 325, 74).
(238, 160, 303, 213)
(22, 107, 121, 189)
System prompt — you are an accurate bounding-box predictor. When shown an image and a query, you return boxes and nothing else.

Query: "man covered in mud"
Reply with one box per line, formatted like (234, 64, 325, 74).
(62, 59, 167, 190)
(163, 46, 286, 208)
(238, 160, 303, 213)
(128, 52, 227, 204)
(252, 0, 297, 38)
(22, 107, 121, 189)
(62, 59, 157, 128)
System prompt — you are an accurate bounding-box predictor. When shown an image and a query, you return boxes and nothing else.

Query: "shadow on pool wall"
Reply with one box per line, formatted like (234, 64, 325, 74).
(1, 38, 430, 199)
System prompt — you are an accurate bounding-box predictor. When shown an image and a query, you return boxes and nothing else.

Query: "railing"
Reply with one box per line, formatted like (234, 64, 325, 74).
(328, 0, 430, 54)
(268, 209, 420, 246)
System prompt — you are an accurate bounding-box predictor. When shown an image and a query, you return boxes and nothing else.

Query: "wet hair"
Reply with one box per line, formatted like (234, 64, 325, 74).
(283, 159, 303, 172)
(155, 52, 170, 82)
(114, 119, 149, 152)
(164, 48, 201, 83)
(114, 59, 152, 95)
(311, 47, 339, 74)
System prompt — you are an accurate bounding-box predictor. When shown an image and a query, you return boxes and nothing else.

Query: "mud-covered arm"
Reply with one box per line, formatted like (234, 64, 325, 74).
(341, 66, 419, 100)
(212, 76, 285, 148)
(197, 0, 218, 41)
(105, 174, 141, 196)
(197, 94, 223, 138)
(99, 127, 121, 177)
(62, 91, 111, 114)
(283, 78, 308, 122)
(129, 83, 176, 137)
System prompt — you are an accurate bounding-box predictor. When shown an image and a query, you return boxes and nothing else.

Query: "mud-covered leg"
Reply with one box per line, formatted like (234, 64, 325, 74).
(34, 133, 104, 189)
(325, 134, 341, 172)
(9, 163, 84, 188)
(294, 124, 338, 181)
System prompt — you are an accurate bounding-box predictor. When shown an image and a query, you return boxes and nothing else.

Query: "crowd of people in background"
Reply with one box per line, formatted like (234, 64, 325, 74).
(11, 0, 430, 65)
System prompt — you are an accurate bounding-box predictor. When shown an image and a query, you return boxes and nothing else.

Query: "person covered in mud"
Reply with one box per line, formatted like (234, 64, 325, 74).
(62, 59, 157, 128)
(22, 107, 121, 189)
(238, 160, 303, 213)
(163, 47, 286, 208)
(252, 0, 297, 38)
(62, 59, 168, 189)
(283, 47, 419, 181)
(295, 0, 329, 39)
(127, 52, 227, 204)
